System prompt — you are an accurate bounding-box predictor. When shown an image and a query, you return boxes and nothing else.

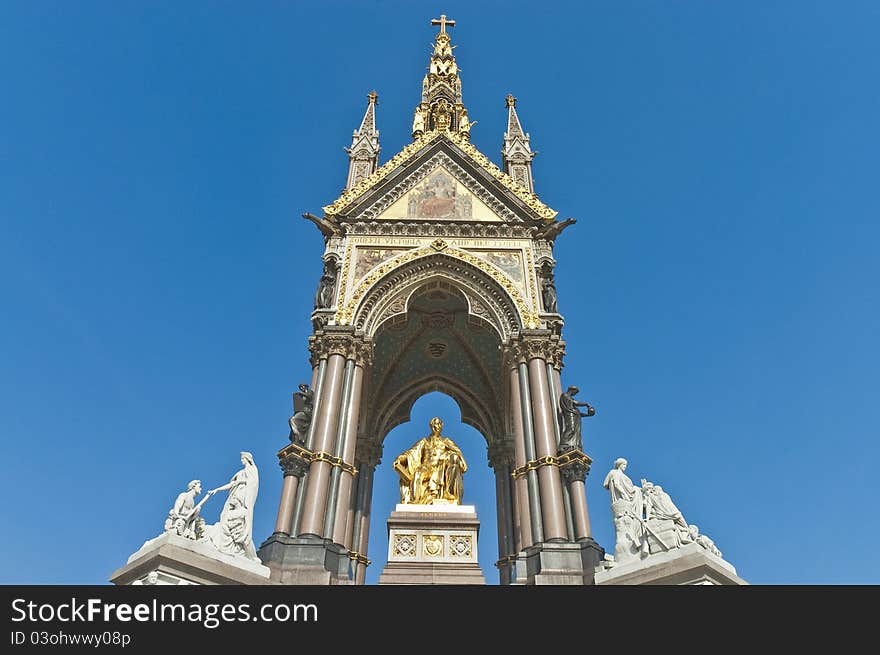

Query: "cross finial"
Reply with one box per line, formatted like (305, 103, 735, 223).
(506, 94, 517, 108)
(431, 14, 456, 34)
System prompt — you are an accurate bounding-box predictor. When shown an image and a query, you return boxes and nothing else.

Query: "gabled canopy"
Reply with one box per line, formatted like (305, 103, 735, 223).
(322, 130, 557, 224)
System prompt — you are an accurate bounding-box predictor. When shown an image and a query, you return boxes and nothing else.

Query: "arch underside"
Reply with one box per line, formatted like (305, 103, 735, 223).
(353, 255, 522, 454)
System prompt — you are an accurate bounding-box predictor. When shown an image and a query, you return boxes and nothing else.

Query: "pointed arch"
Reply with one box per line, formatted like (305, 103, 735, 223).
(351, 250, 526, 340)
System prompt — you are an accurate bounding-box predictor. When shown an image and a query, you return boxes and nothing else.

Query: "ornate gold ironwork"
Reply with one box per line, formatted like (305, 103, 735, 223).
(322, 131, 442, 217)
(275, 443, 358, 476)
(277, 441, 312, 462)
(512, 455, 559, 479)
(511, 449, 593, 479)
(311, 450, 358, 476)
(347, 550, 372, 566)
(556, 448, 593, 469)
(444, 130, 557, 221)
(494, 554, 518, 569)
(525, 247, 540, 319)
(336, 244, 352, 309)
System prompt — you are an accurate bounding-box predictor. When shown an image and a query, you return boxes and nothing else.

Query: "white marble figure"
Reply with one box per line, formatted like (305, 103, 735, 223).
(602, 458, 645, 564)
(689, 524, 723, 558)
(412, 111, 425, 136)
(164, 479, 214, 540)
(641, 480, 693, 548)
(133, 571, 159, 585)
(206, 452, 260, 562)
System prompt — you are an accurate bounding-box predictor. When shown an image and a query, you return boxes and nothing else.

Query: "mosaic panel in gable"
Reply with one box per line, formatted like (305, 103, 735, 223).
(376, 166, 503, 222)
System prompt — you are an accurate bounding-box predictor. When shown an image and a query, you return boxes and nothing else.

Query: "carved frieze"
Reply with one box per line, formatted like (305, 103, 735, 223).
(345, 221, 534, 239)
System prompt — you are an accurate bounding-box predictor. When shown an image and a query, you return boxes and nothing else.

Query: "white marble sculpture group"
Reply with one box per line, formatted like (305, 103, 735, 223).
(161, 451, 261, 563)
(603, 457, 722, 566)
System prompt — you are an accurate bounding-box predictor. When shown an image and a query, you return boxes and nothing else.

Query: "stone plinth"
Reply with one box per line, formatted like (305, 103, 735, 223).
(594, 542, 747, 586)
(378, 504, 486, 585)
(257, 533, 352, 585)
(110, 532, 272, 586)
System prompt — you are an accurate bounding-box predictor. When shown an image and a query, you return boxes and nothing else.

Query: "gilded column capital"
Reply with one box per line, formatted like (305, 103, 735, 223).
(308, 330, 374, 367)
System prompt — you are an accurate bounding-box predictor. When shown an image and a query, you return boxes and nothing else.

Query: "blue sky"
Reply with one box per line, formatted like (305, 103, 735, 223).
(2, 1, 878, 585)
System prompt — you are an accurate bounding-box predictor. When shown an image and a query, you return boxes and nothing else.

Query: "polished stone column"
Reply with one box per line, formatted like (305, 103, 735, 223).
(494, 463, 514, 558)
(323, 359, 354, 538)
(509, 367, 533, 550)
(551, 361, 595, 541)
(272, 453, 311, 535)
(561, 461, 593, 541)
(547, 362, 575, 541)
(343, 469, 359, 551)
(331, 363, 365, 544)
(298, 352, 346, 537)
(289, 358, 327, 535)
(348, 469, 367, 578)
(272, 361, 323, 537)
(527, 355, 567, 541)
(516, 363, 544, 543)
(273, 475, 299, 535)
(489, 442, 515, 581)
(352, 464, 375, 585)
(570, 479, 592, 540)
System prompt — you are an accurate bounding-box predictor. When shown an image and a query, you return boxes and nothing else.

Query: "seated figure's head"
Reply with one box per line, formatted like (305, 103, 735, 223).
(429, 417, 443, 435)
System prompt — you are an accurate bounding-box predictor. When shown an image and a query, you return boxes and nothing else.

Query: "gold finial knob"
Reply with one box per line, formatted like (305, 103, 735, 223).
(367, 91, 378, 104)
(506, 94, 517, 108)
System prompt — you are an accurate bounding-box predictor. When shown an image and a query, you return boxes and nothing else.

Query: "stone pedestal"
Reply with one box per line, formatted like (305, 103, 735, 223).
(257, 533, 352, 585)
(594, 542, 747, 585)
(110, 532, 272, 586)
(378, 504, 486, 585)
(522, 538, 605, 585)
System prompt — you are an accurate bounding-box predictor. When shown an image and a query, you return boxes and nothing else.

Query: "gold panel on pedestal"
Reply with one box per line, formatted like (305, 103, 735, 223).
(423, 535, 444, 558)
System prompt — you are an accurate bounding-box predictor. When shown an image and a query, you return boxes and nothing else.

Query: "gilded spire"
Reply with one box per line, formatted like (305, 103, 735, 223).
(345, 91, 381, 190)
(412, 15, 473, 141)
(502, 93, 536, 193)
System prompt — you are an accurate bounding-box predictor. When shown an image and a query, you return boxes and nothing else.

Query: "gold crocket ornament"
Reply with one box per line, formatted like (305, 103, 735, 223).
(393, 417, 467, 505)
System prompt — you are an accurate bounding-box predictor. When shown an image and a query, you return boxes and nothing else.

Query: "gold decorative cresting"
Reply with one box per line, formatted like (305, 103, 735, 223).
(322, 129, 557, 221)
(393, 417, 467, 505)
(276, 442, 358, 476)
(511, 449, 592, 479)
